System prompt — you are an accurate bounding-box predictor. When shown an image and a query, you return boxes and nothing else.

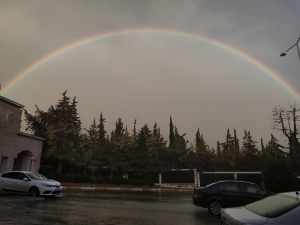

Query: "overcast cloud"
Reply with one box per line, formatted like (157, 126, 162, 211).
(1, 0, 300, 148)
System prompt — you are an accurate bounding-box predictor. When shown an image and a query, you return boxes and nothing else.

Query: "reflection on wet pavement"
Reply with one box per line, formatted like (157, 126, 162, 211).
(0, 191, 220, 225)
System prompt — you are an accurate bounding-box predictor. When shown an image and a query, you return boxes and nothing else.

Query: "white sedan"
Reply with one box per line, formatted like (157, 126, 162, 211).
(221, 191, 300, 225)
(0, 171, 63, 197)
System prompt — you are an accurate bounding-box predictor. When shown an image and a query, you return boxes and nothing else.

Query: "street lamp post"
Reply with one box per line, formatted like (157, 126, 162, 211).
(280, 36, 300, 61)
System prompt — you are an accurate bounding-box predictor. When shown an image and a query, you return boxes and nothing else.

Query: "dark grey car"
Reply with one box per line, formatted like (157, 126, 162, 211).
(192, 180, 272, 215)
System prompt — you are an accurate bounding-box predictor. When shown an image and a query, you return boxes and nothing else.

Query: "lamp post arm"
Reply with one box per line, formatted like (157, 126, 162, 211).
(283, 37, 300, 53)
(285, 43, 298, 53)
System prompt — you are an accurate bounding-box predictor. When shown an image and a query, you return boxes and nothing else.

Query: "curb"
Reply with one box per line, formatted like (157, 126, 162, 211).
(62, 186, 193, 192)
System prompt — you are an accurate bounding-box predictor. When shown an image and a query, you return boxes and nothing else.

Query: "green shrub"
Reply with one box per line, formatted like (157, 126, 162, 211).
(129, 179, 138, 186)
(263, 159, 298, 193)
(82, 173, 90, 183)
(47, 172, 57, 180)
(64, 173, 73, 182)
(56, 173, 63, 182)
(97, 176, 105, 184)
(136, 179, 144, 186)
(147, 181, 155, 186)
(113, 176, 122, 185)
(106, 177, 114, 184)
(121, 178, 129, 185)
(90, 176, 97, 184)
(72, 173, 82, 183)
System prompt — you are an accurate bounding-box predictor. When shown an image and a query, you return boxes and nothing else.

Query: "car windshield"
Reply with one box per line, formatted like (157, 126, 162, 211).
(26, 172, 48, 180)
(244, 194, 300, 218)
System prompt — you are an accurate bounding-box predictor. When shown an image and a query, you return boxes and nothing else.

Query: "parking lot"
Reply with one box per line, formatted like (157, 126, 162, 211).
(0, 190, 221, 225)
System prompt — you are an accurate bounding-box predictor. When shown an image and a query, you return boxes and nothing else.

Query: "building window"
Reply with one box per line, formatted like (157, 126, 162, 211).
(0, 157, 8, 174)
(7, 113, 16, 124)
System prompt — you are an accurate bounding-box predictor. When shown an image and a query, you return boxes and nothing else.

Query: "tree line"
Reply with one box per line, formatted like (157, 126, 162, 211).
(24, 91, 300, 189)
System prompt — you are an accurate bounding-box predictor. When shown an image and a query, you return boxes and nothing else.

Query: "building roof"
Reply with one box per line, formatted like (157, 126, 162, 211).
(0, 95, 24, 108)
(17, 132, 45, 141)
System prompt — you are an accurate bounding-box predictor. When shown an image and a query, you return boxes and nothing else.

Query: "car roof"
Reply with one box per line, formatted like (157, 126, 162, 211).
(0, 171, 32, 175)
(215, 180, 257, 185)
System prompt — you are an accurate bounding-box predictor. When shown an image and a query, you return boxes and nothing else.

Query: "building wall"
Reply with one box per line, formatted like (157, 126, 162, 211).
(0, 98, 43, 173)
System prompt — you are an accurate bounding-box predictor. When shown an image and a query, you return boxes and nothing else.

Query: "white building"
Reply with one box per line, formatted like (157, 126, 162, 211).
(0, 95, 44, 173)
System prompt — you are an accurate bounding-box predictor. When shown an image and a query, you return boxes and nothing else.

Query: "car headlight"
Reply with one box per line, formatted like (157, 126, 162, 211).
(40, 183, 51, 187)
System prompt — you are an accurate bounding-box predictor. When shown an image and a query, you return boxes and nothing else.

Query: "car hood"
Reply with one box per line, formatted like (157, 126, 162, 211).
(39, 180, 61, 186)
(221, 207, 268, 225)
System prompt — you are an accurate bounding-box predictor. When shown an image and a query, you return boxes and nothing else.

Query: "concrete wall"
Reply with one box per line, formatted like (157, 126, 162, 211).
(0, 98, 43, 173)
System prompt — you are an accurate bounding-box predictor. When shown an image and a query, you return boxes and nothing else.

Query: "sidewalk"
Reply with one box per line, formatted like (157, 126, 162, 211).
(61, 182, 195, 192)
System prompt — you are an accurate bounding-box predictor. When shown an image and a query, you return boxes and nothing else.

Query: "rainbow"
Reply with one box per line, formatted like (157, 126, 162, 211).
(1, 28, 299, 100)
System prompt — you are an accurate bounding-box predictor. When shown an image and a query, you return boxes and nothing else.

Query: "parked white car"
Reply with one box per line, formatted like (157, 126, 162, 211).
(0, 171, 62, 197)
(221, 191, 300, 225)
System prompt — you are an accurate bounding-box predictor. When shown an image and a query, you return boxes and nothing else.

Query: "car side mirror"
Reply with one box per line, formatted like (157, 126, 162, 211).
(23, 178, 29, 181)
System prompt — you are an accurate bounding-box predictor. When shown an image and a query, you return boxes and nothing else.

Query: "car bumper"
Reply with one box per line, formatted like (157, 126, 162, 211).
(192, 196, 207, 208)
(39, 187, 63, 196)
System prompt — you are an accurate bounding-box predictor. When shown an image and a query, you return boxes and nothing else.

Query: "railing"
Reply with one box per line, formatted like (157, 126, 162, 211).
(158, 170, 262, 187)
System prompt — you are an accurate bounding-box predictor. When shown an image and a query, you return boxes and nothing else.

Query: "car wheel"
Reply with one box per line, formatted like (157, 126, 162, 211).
(208, 200, 222, 216)
(28, 187, 40, 197)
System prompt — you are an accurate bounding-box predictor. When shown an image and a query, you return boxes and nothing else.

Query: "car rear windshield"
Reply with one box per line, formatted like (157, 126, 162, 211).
(26, 172, 48, 180)
(244, 194, 300, 218)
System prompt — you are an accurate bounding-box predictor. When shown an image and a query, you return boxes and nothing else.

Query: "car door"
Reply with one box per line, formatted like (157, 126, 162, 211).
(238, 183, 268, 205)
(0, 172, 17, 192)
(13, 172, 30, 193)
(220, 182, 241, 207)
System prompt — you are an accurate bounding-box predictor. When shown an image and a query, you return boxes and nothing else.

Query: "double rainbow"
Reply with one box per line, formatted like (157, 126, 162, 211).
(1, 28, 299, 100)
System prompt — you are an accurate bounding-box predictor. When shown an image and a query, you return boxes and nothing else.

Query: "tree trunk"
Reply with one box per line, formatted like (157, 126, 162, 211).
(110, 170, 114, 178)
(57, 159, 63, 174)
(289, 136, 300, 175)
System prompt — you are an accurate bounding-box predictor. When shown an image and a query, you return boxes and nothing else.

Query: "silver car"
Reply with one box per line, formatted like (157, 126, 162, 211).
(221, 191, 300, 225)
(0, 171, 63, 197)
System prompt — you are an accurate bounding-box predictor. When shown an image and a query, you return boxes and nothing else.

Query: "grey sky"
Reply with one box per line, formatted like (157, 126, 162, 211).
(1, 0, 300, 148)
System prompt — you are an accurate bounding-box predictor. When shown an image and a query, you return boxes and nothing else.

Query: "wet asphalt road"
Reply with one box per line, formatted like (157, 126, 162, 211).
(0, 191, 221, 225)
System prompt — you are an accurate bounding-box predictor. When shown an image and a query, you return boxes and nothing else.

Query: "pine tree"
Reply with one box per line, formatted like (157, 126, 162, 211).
(169, 116, 175, 147)
(148, 123, 169, 172)
(132, 119, 137, 139)
(98, 112, 107, 148)
(242, 130, 258, 156)
(97, 112, 107, 166)
(76, 125, 100, 175)
(171, 126, 189, 169)
(84, 118, 99, 156)
(242, 130, 260, 170)
(221, 128, 236, 168)
(133, 124, 152, 172)
(192, 129, 214, 172)
(261, 138, 265, 152)
(264, 134, 285, 160)
(46, 91, 82, 174)
(233, 129, 240, 153)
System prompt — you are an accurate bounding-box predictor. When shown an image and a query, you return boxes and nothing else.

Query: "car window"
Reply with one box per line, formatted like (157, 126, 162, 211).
(224, 183, 238, 192)
(15, 172, 28, 180)
(1, 172, 16, 179)
(240, 184, 267, 195)
(219, 184, 224, 191)
(204, 182, 219, 188)
(26, 172, 48, 180)
(208, 183, 221, 191)
(244, 194, 300, 218)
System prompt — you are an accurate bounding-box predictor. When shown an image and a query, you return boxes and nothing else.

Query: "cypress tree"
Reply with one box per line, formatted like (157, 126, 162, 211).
(98, 112, 107, 148)
(169, 116, 175, 147)
(132, 119, 137, 139)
